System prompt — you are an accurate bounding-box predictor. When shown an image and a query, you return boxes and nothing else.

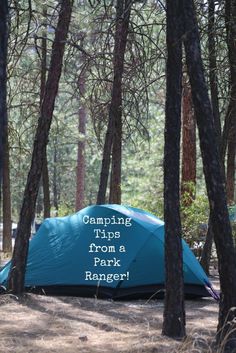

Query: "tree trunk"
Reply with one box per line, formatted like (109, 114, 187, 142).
(221, 0, 236, 163)
(0, 0, 12, 253)
(181, 75, 196, 206)
(96, 114, 113, 205)
(42, 160, 50, 218)
(208, 0, 221, 147)
(0, 0, 9, 246)
(2, 126, 12, 253)
(162, 0, 186, 339)
(97, 0, 131, 205)
(109, 109, 122, 204)
(7, 0, 73, 295)
(224, 0, 236, 205)
(76, 67, 86, 211)
(0, 0, 8, 188)
(182, 0, 236, 346)
(226, 136, 236, 204)
(40, 5, 51, 219)
(53, 144, 59, 211)
(200, 0, 222, 275)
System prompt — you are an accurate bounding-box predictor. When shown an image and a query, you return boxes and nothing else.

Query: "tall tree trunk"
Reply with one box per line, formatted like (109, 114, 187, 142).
(0, 0, 12, 253)
(8, 0, 73, 295)
(2, 127, 12, 253)
(96, 114, 113, 205)
(181, 75, 196, 206)
(97, 0, 131, 205)
(109, 110, 122, 204)
(0, 0, 8, 187)
(41, 5, 50, 219)
(42, 161, 50, 218)
(225, 0, 236, 205)
(226, 136, 236, 203)
(182, 0, 236, 346)
(53, 143, 59, 211)
(208, 0, 221, 147)
(76, 67, 86, 211)
(221, 0, 236, 163)
(162, 0, 186, 339)
(200, 0, 221, 275)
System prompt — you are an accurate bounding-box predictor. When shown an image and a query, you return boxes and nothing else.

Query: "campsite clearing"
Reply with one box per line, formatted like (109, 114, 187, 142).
(0, 282, 219, 353)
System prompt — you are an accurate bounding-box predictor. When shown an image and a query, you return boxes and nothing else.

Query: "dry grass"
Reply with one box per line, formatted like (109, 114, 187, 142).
(0, 291, 219, 353)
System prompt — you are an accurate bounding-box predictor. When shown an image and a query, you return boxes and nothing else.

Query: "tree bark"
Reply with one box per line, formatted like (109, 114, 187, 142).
(182, 0, 236, 346)
(0, 0, 8, 187)
(76, 66, 86, 211)
(109, 108, 122, 204)
(208, 0, 221, 147)
(53, 143, 59, 211)
(8, 0, 73, 294)
(181, 75, 196, 206)
(97, 0, 131, 205)
(42, 160, 50, 218)
(162, 0, 186, 339)
(226, 136, 236, 203)
(40, 5, 51, 219)
(0, 0, 12, 253)
(200, 0, 222, 275)
(224, 0, 236, 205)
(2, 126, 12, 253)
(0, 0, 8, 222)
(96, 114, 113, 205)
(221, 0, 236, 163)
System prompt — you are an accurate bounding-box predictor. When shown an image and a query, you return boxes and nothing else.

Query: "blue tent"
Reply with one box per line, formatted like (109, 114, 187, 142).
(229, 205, 236, 222)
(0, 205, 217, 299)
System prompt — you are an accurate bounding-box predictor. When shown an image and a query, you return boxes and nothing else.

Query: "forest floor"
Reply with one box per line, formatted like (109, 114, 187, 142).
(0, 277, 220, 353)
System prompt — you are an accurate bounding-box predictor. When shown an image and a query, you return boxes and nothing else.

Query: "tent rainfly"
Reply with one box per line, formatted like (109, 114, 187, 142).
(0, 204, 218, 300)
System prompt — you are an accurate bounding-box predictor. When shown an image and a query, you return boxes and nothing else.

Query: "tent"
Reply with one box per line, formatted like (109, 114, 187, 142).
(0, 204, 218, 299)
(229, 205, 236, 222)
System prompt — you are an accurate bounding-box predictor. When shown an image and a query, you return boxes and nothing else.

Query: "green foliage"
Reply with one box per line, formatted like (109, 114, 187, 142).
(181, 194, 209, 246)
(7, 0, 167, 219)
(57, 204, 75, 217)
(6, 0, 234, 224)
(181, 181, 196, 205)
(121, 109, 165, 219)
(128, 197, 164, 220)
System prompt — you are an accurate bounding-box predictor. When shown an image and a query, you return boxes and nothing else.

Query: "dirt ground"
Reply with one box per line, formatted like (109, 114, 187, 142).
(0, 281, 219, 353)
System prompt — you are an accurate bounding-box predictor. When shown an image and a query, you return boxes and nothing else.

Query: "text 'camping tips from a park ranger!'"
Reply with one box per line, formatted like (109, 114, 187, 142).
(83, 214, 132, 284)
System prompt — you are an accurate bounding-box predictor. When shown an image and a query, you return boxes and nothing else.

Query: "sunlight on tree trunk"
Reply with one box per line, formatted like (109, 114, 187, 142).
(181, 74, 196, 206)
(224, 0, 236, 205)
